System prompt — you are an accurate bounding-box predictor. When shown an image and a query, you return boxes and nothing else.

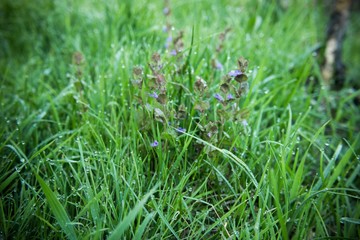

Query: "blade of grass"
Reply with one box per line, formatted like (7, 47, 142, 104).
(151, 197, 180, 239)
(73, 188, 106, 222)
(108, 184, 159, 240)
(133, 212, 156, 240)
(0, 198, 7, 236)
(270, 169, 288, 240)
(34, 172, 77, 240)
(254, 208, 262, 240)
(0, 171, 18, 193)
(177, 128, 258, 188)
(290, 153, 305, 201)
(326, 145, 355, 189)
(340, 217, 360, 225)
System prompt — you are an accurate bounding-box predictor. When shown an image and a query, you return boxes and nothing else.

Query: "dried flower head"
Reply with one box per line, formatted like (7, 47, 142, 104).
(205, 122, 218, 138)
(131, 66, 144, 89)
(194, 101, 210, 112)
(234, 74, 248, 83)
(228, 58, 248, 83)
(152, 52, 161, 63)
(237, 57, 249, 72)
(176, 104, 187, 119)
(220, 82, 230, 93)
(154, 108, 166, 123)
(72, 51, 85, 66)
(157, 93, 167, 104)
(133, 66, 143, 76)
(216, 27, 231, 53)
(170, 31, 184, 56)
(156, 74, 166, 86)
(195, 76, 207, 92)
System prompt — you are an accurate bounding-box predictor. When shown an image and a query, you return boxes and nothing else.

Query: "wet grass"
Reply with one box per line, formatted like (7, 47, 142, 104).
(1, 0, 359, 239)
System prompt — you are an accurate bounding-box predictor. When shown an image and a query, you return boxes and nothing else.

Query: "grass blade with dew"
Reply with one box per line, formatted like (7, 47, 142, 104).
(108, 184, 159, 240)
(133, 212, 156, 240)
(34, 172, 77, 240)
(176, 128, 258, 188)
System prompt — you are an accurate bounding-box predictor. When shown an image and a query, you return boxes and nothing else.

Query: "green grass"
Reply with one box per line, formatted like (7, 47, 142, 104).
(1, 0, 360, 239)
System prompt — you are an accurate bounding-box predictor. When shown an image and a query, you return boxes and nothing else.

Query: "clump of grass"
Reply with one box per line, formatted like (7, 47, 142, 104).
(0, 0, 359, 239)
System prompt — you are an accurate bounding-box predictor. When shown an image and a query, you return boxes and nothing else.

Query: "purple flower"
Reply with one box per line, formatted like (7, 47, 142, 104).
(228, 69, 242, 77)
(241, 119, 248, 127)
(214, 93, 224, 102)
(170, 50, 177, 56)
(215, 60, 223, 70)
(165, 36, 172, 48)
(150, 140, 159, 147)
(226, 93, 235, 100)
(149, 92, 159, 98)
(176, 127, 186, 133)
(163, 7, 170, 15)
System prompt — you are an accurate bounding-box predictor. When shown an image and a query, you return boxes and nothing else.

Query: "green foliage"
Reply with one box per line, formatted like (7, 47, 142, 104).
(35, 172, 78, 240)
(108, 185, 158, 240)
(1, 0, 359, 239)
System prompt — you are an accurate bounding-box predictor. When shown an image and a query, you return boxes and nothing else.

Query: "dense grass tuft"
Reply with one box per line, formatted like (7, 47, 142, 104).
(1, 0, 359, 239)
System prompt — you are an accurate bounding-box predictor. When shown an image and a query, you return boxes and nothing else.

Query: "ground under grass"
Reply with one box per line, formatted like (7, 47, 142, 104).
(1, 0, 359, 239)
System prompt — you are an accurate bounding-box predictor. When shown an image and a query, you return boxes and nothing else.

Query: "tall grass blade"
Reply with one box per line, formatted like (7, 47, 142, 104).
(340, 217, 360, 225)
(108, 184, 158, 240)
(133, 212, 155, 240)
(178, 129, 258, 187)
(35, 173, 77, 240)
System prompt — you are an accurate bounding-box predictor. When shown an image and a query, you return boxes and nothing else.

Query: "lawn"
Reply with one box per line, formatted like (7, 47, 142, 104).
(1, 0, 359, 239)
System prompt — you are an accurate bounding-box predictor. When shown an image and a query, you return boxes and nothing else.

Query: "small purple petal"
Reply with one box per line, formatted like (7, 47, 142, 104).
(170, 50, 177, 56)
(162, 25, 168, 33)
(228, 69, 242, 77)
(226, 93, 235, 100)
(165, 36, 172, 48)
(150, 140, 159, 147)
(163, 7, 170, 15)
(241, 119, 248, 127)
(214, 93, 224, 102)
(149, 92, 159, 98)
(145, 103, 152, 111)
(215, 60, 223, 70)
(232, 147, 238, 153)
(176, 127, 186, 133)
